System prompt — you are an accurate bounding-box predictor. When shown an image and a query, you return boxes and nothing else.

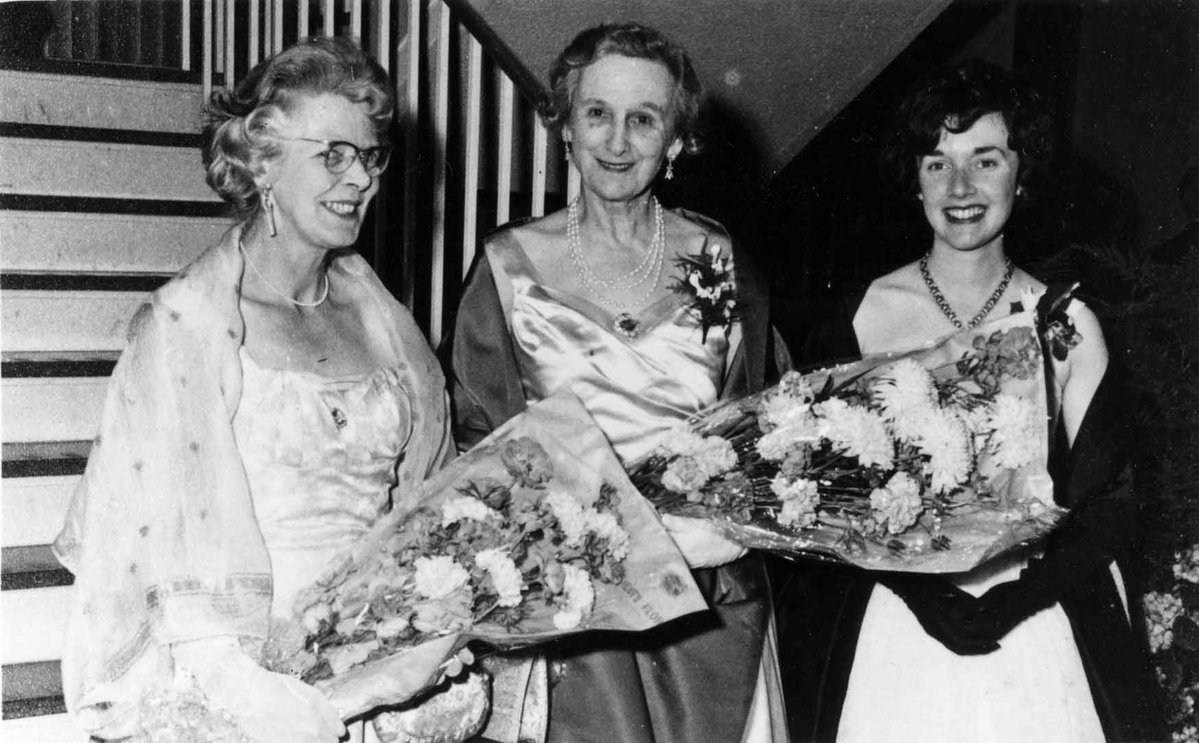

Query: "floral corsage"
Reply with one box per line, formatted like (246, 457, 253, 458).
(673, 242, 738, 342)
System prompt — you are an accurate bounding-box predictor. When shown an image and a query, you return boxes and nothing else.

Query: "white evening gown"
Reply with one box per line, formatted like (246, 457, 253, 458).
(836, 550, 1105, 743)
(234, 349, 413, 743)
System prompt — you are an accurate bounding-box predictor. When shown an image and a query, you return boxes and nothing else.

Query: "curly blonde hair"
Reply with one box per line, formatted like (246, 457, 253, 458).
(201, 36, 394, 220)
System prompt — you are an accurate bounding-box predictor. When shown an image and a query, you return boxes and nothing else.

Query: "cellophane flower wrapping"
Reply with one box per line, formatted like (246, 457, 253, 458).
(262, 391, 707, 720)
(630, 302, 1067, 573)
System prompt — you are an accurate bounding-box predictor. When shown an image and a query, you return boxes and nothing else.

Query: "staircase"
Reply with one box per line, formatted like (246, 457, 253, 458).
(0, 1, 953, 739)
(1, 58, 226, 740)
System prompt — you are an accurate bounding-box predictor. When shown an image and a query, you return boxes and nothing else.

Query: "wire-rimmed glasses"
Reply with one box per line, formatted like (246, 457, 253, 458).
(278, 136, 391, 177)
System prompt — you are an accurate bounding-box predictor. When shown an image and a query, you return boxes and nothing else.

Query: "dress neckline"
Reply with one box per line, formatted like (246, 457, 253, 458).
(498, 232, 688, 343)
(238, 346, 401, 386)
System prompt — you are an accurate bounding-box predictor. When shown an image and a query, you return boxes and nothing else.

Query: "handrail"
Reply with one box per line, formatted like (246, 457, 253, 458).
(34, 0, 567, 347)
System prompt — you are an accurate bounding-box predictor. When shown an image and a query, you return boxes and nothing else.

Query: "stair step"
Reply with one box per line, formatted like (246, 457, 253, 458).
(2, 661, 64, 710)
(1, 351, 120, 378)
(1, 377, 108, 444)
(1, 69, 203, 134)
(0, 137, 217, 202)
(0, 712, 83, 740)
(0, 194, 228, 217)
(2, 289, 146, 353)
(1, 475, 76, 549)
(2, 442, 92, 479)
(0, 210, 220, 273)
(1, 587, 72, 665)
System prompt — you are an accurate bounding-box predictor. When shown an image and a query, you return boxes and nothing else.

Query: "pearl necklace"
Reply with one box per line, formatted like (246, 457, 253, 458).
(567, 197, 665, 338)
(239, 238, 330, 308)
(919, 253, 1014, 331)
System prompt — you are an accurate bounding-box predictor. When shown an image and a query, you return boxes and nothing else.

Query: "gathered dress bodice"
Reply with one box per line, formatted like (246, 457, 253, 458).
(233, 348, 413, 618)
(497, 244, 729, 464)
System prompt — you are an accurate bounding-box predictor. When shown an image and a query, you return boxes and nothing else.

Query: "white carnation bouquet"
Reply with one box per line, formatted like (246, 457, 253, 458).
(630, 295, 1068, 573)
(262, 391, 707, 724)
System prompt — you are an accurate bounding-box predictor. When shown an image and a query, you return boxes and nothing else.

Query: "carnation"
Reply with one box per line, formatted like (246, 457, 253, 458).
(413, 555, 470, 600)
(760, 390, 814, 430)
(661, 456, 711, 493)
(694, 436, 739, 478)
(585, 510, 631, 561)
(658, 429, 709, 458)
(553, 563, 595, 630)
(986, 393, 1042, 469)
(772, 476, 819, 528)
(441, 496, 501, 527)
(757, 428, 800, 462)
(475, 548, 524, 607)
(871, 359, 937, 422)
(816, 399, 894, 469)
(869, 472, 924, 534)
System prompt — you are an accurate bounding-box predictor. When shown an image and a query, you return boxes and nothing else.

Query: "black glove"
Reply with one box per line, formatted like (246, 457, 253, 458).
(880, 574, 999, 656)
(966, 557, 1062, 644)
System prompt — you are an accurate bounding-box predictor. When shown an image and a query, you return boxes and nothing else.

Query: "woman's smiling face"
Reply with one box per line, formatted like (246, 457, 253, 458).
(918, 112, 1020, 254)
(564, 54, 683, 203)
(262, 92, 380, 251)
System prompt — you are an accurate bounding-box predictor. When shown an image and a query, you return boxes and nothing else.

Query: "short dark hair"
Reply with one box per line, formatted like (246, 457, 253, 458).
(201, 36, 394, 220)
(888, 58, 1052, 196)
(544, 22, 705, 155)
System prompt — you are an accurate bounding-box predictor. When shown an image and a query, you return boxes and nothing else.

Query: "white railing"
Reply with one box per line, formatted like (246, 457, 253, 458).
(178, 0, 567, 346)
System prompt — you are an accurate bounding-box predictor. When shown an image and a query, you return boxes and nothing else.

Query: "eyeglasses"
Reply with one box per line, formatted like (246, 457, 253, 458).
(279, 136, 391, 177)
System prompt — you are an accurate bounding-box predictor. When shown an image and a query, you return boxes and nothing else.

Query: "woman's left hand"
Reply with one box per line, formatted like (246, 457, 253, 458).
(661, 513, 748, 569)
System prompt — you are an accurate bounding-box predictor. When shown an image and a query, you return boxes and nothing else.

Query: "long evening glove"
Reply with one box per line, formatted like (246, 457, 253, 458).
(967, 362, 1140, 644)
(880, 574, 1000, 655)
(661, 513, 749, 568)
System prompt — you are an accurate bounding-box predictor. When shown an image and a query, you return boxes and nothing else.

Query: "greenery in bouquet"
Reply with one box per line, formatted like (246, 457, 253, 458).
(631, 316, 1057, 559)
(265, 437, 630, 684)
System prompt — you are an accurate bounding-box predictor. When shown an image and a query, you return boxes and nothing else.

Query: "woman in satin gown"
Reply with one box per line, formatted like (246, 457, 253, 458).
(775, 59, 1163, 743)
(449, 22, 790, 743)
(53, 38, 460, 742)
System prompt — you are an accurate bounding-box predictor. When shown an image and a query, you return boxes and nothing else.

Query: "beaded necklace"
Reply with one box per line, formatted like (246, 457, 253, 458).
(919, 253, 1014, 330)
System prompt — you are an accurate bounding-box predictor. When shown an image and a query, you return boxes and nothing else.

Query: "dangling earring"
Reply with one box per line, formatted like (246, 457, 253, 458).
(563, 140, 573, 161)
(262, 184, 278, 237)
(665, 155, 676, 181)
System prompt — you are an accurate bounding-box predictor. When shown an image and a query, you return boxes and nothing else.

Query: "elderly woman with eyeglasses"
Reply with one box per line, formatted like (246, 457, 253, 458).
(53, 38, 459, 742)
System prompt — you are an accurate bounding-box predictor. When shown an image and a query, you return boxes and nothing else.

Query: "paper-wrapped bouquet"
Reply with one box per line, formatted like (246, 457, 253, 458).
(262, 391, 706, 720)
(630, 289, 1075, 574)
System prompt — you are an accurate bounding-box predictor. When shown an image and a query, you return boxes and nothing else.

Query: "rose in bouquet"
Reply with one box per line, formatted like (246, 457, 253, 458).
(630, 298, 1068, 573)
(263, 391, 706, 721)
(1144, 545, 1199, 742)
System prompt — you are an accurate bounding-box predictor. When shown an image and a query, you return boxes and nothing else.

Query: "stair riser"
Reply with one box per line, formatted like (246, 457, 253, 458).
(2, 290, 144, 353)
(0, 713, 82, 742)
(0, 139, 217, 202)
(2, 477, 76, 550)
(1, 378, 108, 444)
(0, 211, 222, 274)
(1, 588, 71, 666)
(0, 71, 203, 135)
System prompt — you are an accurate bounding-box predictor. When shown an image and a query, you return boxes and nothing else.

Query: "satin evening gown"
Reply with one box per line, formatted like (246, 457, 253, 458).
(234, 349, 414, 743)
(489, 235, 787, 743)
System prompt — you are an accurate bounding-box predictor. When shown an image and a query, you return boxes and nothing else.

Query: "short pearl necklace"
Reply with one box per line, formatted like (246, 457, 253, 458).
(919, 253, 1014, 330)
(567, 197, 665, 338)
(238, 238, 330, 308)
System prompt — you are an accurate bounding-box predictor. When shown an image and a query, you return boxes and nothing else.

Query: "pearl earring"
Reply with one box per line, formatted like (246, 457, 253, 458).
(665, 156, 676, 181)
(564, 140, 573, 161)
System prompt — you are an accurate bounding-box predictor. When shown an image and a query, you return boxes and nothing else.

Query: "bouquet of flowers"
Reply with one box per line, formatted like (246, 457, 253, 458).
(630, 292, 1068, 573)
(263, 391, 707, 720)
(1144, 545, 1199, 742)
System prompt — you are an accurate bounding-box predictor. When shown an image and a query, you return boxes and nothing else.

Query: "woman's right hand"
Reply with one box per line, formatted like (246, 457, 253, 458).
(173, 637, 345, 742)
